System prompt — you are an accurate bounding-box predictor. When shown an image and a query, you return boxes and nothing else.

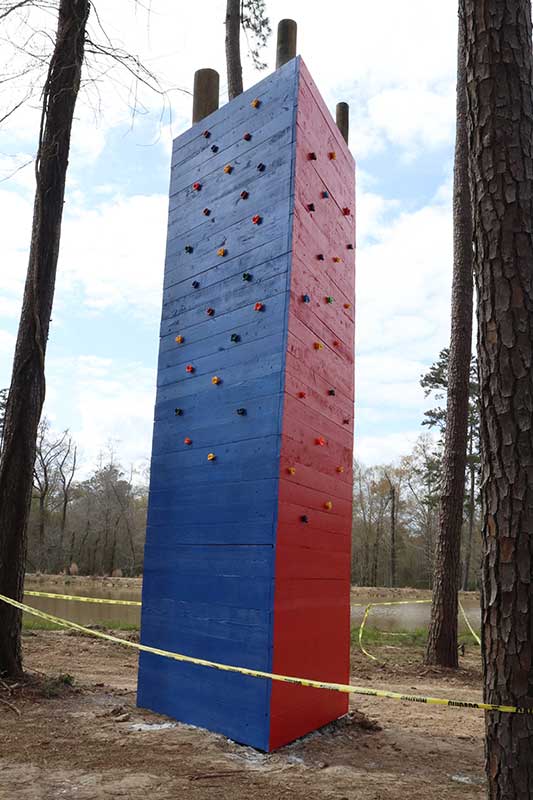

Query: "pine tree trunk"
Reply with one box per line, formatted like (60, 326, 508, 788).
(425, 8, 473, 668)
(463, 0, 533, 794)
(0, 0, 89, 677)
(225, 0, 243, 100)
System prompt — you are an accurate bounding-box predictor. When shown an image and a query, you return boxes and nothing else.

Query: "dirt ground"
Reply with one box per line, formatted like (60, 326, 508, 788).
(0, 623, 486, 800)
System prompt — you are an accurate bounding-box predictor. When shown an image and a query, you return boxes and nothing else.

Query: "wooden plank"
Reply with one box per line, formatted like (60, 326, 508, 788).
(145, 520, 276, 546)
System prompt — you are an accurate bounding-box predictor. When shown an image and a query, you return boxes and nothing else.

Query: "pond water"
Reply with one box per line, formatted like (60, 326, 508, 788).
(23, 580, 481, 634)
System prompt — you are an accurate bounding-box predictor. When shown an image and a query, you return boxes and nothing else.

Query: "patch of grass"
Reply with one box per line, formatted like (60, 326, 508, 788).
(40, 673, 75, 698)
(351, 625, 480, 649)
(22, 616, 139, 633)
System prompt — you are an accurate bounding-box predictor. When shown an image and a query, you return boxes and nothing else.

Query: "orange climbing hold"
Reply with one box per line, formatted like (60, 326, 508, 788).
(344, 302, 352, 309)
(211, 376, 221, 385)
(324, 500, 333, 511)
(175, 335, 184, 344)
(207, 453, 216, 461)
(333, 256, 342, 263)
(328, 151, 337, 160)
(287, 467, 296, 476)
(313, 341, 324, 350)
(251, 98, 261, 108)
(336, 466, 345, 473)
(223, 164, 233, 174)
(217, 248, 226, 257)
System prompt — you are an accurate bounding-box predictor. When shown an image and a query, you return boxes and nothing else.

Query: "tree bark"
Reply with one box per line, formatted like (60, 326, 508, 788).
(425, 8, 473, 668)
(225, 0, 243, 100)
(463, 0, 533, 795)
(0, 0, 89, 677)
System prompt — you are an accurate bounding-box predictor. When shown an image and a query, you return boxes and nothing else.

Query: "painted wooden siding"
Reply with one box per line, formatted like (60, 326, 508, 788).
(269, 60, 355, 751)
(138, 58, 299, 753)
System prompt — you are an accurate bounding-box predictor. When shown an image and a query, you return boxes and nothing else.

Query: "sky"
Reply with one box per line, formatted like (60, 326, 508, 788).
(0, 0, 458, 475)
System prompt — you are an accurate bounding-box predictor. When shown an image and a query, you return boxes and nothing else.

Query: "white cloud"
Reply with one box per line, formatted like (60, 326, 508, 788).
(356, 430, 424, 467)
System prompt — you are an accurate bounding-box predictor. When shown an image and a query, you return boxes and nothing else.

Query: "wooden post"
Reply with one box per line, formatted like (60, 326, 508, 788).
(336, 102, 349, 145)
(276, 19, 297, 69)
(192, 69, 220, 124)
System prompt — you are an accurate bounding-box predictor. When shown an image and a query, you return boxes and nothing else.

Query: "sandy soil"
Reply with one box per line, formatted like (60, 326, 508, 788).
(0, 626, 486, 800)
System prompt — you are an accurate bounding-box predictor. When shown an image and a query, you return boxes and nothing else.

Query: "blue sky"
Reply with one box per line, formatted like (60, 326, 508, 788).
(0, 0, 458, 473)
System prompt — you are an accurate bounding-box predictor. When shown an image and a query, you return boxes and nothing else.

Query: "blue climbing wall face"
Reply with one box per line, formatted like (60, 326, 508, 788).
(137, 58, 300, 751)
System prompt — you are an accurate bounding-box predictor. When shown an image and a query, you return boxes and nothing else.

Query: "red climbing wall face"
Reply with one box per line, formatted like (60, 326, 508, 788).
(270, 60, 355, 750)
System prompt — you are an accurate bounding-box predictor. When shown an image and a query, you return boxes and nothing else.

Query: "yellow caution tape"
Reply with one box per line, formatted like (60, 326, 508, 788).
(356, 599, 480, 660)
(24, 590, 141, 607)
(0, 592, 525, 715)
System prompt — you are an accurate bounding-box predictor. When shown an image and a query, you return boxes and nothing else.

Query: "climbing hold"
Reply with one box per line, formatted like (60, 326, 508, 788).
(252, 214, 262, 225)
(302, 294, 310, 303)
(230, 333, 241, 343)
(192, 182, 201, 191)
(207, 453, 216, 461)
(192, 280, 200, 289)
(236, 408, 247, 416)
(243, 132, 252, 141)
(223, 164, 233, 174)
(184, 437, 192, 446)
(328, 389, 336, 396)
(297, 391, 306, 399)
(315, 437, 326, 446)
(333, 340, 340, 347)
(254, 302, 264, 312)
(346, 243, 354, 250)
(342, 207, 351, 216)
(333, 256, 342, 263)
(321, 191, 329, 199)
(240, 190, 249, 200)
(202, 130, 211, 138)
(324, 500, 333, 511)
(344, 302, 352, 309)
(206, 307, 215, 316)
(251, 98, 261, 108)
(217, 247, 226, 257)
(343, 418, 350, 425)
(287, 467, 296, 475)
(336, 466, 345, 473)
(211, 144, 219, 153)
(316, 254, 325, 261)
(313, 341, 324, 350)
(211, 375, 221, 385)
(185, 245, 193, 254)
(328, 151, 337, 160)
(203, 208, 211, 216)
(325, 296, 334, 304)
(242, 272, 252, 281)
(307, 203, 315, 212)
(300, 515, 309, 523)
(185, 364, 194, 373)
(308, 152, 317, 160)
(257, 162, 266, 172)
(175, 335, 184, 344)
(174, 408, 183, 416)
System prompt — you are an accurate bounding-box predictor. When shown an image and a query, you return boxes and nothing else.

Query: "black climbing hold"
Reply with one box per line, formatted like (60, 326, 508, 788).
(307, 203, 315, 212)
(302, 294, 310, 303)
(347, 243, 354, 250)
(185, 245, 193, 254)
(322, 191, 329, 199)
(257, 162, 266, 172)
(175, 408, 183, 416)
(192, 280, 200, 289)
(211, 144, 219, 153)
(317, 254, 325, 261)
(236, 408, 247, 416)
(230, 333, 240, 343)
(328, 389, 336, 396)
(242, 272, 252, 282)
(300, 515, 309, 524)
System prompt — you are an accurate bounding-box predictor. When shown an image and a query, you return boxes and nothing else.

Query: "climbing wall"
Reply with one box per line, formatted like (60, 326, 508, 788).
(137, 56, 355, 752)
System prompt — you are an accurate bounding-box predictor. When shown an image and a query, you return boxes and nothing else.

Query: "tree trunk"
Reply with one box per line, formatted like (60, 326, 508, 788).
(425, 8, 473, 668)
(463, 0, 533, 794)
(225, 0, 243, 100)
(0, 0, 89, 677)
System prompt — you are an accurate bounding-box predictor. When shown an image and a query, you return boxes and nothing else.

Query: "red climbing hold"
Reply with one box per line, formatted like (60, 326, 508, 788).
(206, 307, 215, 316)
(202, 130, 210, 138)
(186, 364, 194, 373)
(240, 190, 249, 200)
(254, 302, 264, 312)
(298, 391, 306, 399)
(243, 132, 252, 141)
(315, 437, 326, 446)
(252, 214, 262, 225)
(184, 437, 192, 445)
(192, 182, 201, 191)
(342, 207, 351, 216)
